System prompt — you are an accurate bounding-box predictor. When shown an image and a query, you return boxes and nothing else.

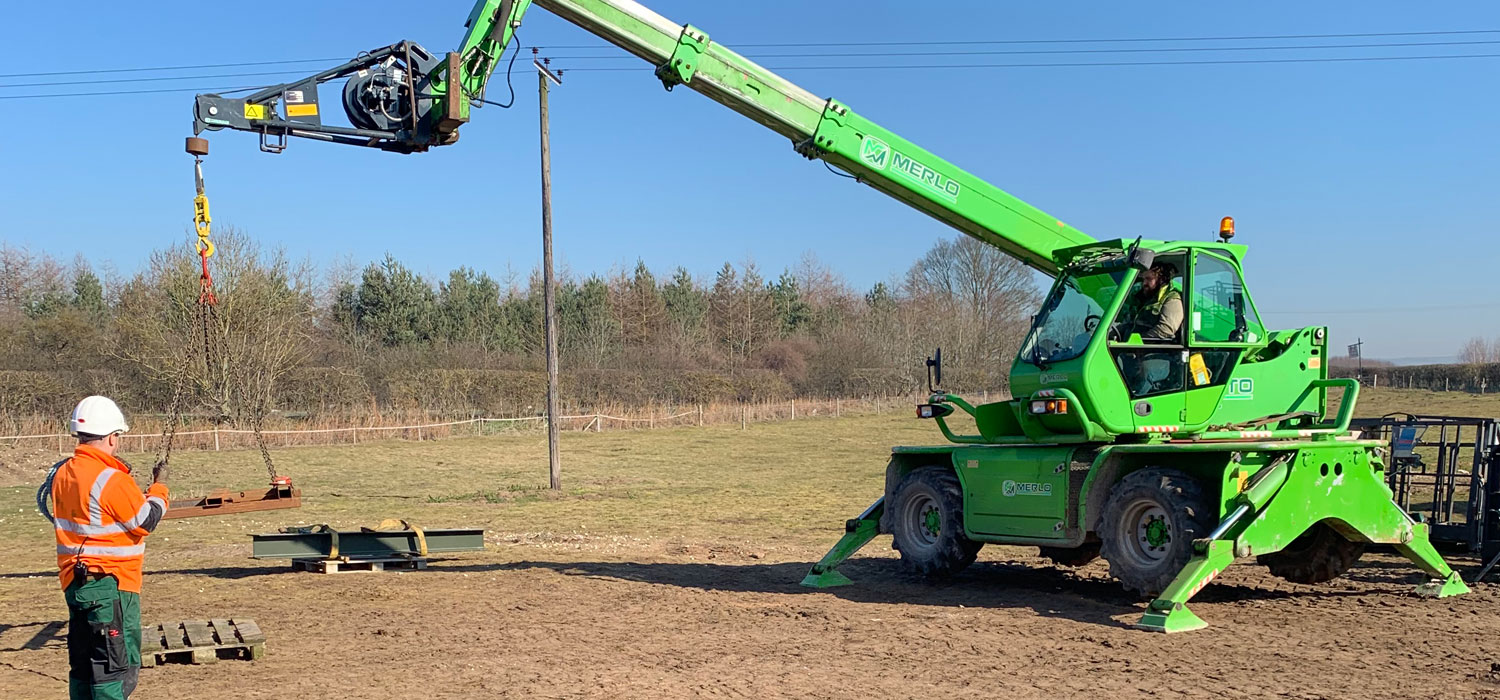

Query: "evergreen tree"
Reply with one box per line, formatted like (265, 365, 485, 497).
(354, 255, 437, 347)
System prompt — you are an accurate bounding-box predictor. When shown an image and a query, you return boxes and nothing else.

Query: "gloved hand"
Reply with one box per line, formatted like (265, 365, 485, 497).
(152, 462, 169, 485)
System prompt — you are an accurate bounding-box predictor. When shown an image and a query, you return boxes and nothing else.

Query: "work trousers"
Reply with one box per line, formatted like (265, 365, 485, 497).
(64, 574, 141, 700)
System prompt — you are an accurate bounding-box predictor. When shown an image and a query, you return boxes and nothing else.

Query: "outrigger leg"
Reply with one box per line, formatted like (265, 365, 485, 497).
(800, 498, 884, 588)
(1137, 452, 1470, 633)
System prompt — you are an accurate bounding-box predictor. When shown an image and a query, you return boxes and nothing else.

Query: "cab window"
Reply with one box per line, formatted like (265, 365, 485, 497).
(1191, 252, 1264, 344)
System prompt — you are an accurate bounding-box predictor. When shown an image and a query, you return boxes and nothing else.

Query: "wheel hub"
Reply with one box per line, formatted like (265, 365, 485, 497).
(923, 507, 941, 538)
(1121, 500, 1172, 566)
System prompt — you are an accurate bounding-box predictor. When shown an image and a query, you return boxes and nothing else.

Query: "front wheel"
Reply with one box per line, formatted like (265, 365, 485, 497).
(1098, 468, 1213, 597)
(891, 467, 982, 579)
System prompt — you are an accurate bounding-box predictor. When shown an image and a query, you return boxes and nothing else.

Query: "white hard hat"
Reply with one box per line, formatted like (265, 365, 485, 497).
(71, 395, 130, 438)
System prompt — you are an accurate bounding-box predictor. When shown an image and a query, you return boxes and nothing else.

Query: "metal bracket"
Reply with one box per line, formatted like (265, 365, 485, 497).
(656, 24, 710, 91)
(793, 98, 851, 160)
(258, 126, 288, 154)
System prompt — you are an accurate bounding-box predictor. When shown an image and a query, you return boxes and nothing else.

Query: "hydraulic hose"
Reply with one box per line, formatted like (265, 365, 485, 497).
(35, 459, 66, 524)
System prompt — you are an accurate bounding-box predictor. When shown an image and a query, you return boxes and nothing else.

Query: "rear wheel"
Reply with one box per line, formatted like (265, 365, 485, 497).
(1099, 468, 1213, 597)
(891, 467, 982, 579)
(1258, 522, 1365, 584)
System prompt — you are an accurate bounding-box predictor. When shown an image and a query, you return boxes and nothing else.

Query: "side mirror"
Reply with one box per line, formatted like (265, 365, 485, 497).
(925, 347, 943, 393)
(1130, 247, 1156, 271)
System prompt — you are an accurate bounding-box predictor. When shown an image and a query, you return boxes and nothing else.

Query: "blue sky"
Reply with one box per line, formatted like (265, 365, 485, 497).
(3, 1, 1498, 362)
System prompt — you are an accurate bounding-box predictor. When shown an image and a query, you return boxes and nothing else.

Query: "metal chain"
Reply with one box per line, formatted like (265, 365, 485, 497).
(185, 147, 278, 483)
(154, 372, 189, 469)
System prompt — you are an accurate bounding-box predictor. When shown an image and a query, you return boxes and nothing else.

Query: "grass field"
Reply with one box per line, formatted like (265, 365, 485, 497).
(1, 387, 1497, 699)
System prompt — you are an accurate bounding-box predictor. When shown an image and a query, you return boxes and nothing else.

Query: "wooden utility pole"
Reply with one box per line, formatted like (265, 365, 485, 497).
(538, 58, 564, 490)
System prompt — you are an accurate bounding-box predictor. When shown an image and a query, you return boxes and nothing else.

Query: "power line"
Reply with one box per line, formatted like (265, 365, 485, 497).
(559, 52, 1500, 72)
(545, 38, 1500, 60)
(8, 39, 1493, 89)
(534, 28, 1500, 50)
(0, 57, 344, 79)
(6, 28, 1500, 81)
(1262, 302, 1500, 315)
(0, 85, 265, 101)
(6, 50, 1500, 101)
(0, 70, 314, 89)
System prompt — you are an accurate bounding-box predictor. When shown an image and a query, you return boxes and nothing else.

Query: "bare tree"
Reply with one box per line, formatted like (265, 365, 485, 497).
(1459, 336, 1494, 365)
(112, 228, 315, 425)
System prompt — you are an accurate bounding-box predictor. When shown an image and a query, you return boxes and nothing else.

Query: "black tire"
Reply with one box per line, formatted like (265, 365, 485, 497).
(1098, 468, 1214, 597)
(890, 467, 982, 579)
(1257, 522, 1365, 584)
(1040, 542, 1101, 568)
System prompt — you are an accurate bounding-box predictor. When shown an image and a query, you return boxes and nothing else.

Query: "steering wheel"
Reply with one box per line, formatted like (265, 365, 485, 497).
(1084, 314, 1101, 333)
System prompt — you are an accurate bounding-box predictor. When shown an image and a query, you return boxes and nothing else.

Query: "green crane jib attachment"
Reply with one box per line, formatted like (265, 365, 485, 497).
(190, 0, 1091, 274)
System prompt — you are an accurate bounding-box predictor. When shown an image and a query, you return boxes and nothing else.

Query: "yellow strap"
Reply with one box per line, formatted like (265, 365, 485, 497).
(363, 518, 427, 557)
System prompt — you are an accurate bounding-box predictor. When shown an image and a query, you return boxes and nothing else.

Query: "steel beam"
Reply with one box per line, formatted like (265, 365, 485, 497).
(250, 527, 484, 559)
(164, 485, 302, 520)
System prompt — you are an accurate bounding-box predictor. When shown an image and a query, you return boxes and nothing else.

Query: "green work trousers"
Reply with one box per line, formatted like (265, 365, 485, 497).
(63, 575, 141, 700)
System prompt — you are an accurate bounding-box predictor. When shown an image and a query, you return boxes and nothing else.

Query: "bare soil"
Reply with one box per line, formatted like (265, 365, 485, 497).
(3, 391, 1499, 699)
(2, 542, 1498, 700)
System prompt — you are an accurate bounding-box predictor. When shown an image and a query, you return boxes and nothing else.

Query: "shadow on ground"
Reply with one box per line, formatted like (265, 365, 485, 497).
(429, 557, 1403, 628)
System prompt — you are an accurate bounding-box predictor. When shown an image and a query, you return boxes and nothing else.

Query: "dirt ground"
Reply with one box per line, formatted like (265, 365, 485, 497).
(3, 544, 1498, 700)
(2, 391, 1499, 699)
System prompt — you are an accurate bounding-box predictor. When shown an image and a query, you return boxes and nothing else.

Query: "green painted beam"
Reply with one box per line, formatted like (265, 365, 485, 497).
(250, 528, 485, 559)
(459, 0, 1092, 274)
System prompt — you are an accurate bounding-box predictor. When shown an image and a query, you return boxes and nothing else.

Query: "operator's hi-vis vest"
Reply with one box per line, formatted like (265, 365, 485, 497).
(52, 444, 169, 593)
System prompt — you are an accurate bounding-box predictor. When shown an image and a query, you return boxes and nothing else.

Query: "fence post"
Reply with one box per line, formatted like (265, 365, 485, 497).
(596, 415, 602, 433)
(835, 397, 840, 418)
(741, 404, 748, 430)
(698, 404, 703, 427)
(790, 399, 796, 420)
(214, 427, 220, 451)
(353, 427, 359, 444)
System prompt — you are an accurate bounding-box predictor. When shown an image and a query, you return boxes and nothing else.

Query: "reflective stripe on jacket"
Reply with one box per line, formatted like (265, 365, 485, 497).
(52, 444, 169, 593)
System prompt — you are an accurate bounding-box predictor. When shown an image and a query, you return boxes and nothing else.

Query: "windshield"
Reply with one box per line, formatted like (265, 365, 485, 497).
(1019, 269, 1125, 365)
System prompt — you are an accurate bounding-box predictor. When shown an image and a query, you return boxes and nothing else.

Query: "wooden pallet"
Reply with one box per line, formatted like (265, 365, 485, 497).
(290, 556, 429, 574)
(141, 619, 264, 667)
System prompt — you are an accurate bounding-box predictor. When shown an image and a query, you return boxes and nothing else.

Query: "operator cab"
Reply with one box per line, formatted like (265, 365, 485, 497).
(1015, 236, 1267, 433)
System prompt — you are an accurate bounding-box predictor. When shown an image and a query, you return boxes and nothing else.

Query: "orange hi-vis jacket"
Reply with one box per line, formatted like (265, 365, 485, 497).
(52, 444, 169, 593)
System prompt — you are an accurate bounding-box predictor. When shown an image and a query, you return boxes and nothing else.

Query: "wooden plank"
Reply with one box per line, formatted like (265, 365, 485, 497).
(209, 619, 233, 645)
(182, 620, 215, 649)
(140, 624, 165, 653)
(160, 623, 184, 650)
(288, 556, 427, 574)
(231, 619, 265, 645)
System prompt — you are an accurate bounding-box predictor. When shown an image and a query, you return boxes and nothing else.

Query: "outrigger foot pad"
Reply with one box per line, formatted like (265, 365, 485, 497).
(799, 497, 884, 590)
(800, 566, 855, 589)
(1135, 602, 1208, 634)
(1415, 570, 1470, 598)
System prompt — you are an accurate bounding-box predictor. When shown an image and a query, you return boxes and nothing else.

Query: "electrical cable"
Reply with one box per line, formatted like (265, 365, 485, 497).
(543, 38, 1500, 61)
(559, 52, 1500, 72)
(473, 31, 522, 108)
(0, 70, 317, 89)
(823, 161, 857, 180)
(533, 28, 1500, 50)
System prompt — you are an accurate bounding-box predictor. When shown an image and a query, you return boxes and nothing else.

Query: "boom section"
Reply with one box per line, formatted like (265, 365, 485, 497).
(507, 0, 1094, 273)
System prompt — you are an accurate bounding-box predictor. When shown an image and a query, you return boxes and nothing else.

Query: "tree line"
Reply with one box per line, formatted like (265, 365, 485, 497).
(0, 230, 1038, 423)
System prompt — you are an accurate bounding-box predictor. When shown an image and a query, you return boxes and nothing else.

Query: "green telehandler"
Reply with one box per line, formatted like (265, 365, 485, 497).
(189, 0, 1469, 631)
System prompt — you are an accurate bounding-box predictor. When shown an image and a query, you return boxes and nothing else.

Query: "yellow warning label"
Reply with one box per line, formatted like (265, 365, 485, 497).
(286, 103, 319, 117)
(244, 104, 268, 120)
(1308, 357, 1322, 369)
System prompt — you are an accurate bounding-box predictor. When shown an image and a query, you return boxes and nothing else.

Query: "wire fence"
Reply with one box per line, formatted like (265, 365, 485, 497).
(0, 393, 966, 457)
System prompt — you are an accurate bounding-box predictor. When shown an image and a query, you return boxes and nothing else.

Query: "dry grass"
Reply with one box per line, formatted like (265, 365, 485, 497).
(0, 387, 1495, 579)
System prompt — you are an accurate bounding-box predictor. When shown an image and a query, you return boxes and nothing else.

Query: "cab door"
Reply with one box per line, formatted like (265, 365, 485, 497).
(1183, 251, 1265, 425)
(1107, 253, 1189, 431)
